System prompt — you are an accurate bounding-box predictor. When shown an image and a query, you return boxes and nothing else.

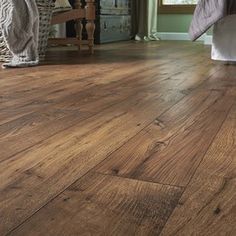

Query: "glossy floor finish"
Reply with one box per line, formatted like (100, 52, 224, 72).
(0, 41, 236, 236)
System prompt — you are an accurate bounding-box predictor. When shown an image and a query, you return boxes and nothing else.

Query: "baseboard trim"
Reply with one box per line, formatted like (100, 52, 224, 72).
(156, 32, 212, 45)
(204, 35, 213, 45)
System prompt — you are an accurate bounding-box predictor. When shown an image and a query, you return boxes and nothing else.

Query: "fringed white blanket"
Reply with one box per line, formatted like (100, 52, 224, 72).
(0, 0, 39, 68)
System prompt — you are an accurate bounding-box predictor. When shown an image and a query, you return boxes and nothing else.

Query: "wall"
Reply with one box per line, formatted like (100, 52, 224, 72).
(157, 14, 193, 33)
(157, 14, 212, 35)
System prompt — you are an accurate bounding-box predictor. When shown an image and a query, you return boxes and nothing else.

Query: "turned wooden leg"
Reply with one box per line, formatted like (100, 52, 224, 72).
(86, 21, 95, 54)
(85, 0, 95, 54)
(75, 0, 82, 51)
(75, 20, 83, 51)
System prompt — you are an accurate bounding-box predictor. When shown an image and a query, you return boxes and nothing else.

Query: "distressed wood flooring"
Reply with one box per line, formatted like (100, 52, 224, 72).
(0, 41, 236, 236)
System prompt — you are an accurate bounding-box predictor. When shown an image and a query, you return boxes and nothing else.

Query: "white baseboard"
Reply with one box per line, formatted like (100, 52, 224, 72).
(204, 35, 213, 45)
(156, 32, 212, 45)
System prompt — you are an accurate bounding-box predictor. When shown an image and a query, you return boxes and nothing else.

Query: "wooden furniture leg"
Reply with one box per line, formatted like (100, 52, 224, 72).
(50, 0, 95, 54)
(74, 0, 83, 51)
(85, 0, 95, 54)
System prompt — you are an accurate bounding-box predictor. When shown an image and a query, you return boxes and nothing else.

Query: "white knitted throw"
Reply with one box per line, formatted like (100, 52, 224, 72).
(0, 0, 39, 68)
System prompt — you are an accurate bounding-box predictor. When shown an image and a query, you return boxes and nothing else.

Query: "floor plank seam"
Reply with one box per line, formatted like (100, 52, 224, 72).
(0, 87, 158, 164)
(0, 59, 163, 123)
(3, 84, 230, 235)
(158, 102, 234, 236)
(2, 42, 235, 235)
(5, 89, 189, 235)
(93, 171, 185, 190)
(9, 80, 227, 232)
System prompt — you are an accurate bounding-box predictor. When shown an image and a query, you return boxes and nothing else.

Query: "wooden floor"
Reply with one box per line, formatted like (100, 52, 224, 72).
(0, 41, 236, 236)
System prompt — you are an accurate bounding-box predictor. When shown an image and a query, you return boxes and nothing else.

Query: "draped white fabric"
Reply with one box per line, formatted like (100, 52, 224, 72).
(212, 15, 236, 62)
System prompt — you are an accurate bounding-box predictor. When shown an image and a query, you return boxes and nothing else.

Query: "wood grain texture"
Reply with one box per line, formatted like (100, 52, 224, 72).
(0, 85, 183, 235)
(1, 42, 210, 162)
(0, 41, 236, 236)
(95, 89, 234, 186)
(0, 67, 182, 161)
(9, 173, 183, 236)
(160, 105, 236, 236)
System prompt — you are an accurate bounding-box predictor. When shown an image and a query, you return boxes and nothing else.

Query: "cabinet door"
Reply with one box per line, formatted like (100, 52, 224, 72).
(95, 15, 131, 43)
(100, 0, 115, 10)
(117, 0, 130, 9)
(99, 0, 130, 15)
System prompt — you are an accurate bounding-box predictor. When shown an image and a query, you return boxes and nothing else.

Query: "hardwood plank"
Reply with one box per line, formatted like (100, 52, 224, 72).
(8, 173, 183, 236)
(95, 89, 234, 187)
(0, 42, 214, 129)
(197, 64, 236, 91)
(0, 61, 153, 110)
(0, 42, 195, 93)
(160, 105, 236, 236)
(0, 62, 170, 125)
(0, 88, 183, 235)
(0, 49, 215, 161)
(0, 57, 187, 125)
(0, 42, 144, 85)
(0, 69, 168, 160)
(1, 41, 235, 236)
(1, 54, 205, 162)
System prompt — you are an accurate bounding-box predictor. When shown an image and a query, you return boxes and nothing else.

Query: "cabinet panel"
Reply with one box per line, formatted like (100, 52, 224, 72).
(95, 15, 131, 44)
(98, 0, 130, 15)
(96, 0, 131, 44)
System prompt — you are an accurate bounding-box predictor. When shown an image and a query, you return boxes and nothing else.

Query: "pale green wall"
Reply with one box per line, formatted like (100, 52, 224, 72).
(157, 14, 212, 35)
(157, 14, 193, 33)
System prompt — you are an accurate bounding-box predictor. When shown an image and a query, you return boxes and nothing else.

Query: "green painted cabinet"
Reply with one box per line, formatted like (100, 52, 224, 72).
(95, 0, 131, 44)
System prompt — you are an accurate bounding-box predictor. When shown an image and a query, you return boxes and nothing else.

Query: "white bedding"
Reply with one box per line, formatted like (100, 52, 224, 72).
(212, 15, 236, 62)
